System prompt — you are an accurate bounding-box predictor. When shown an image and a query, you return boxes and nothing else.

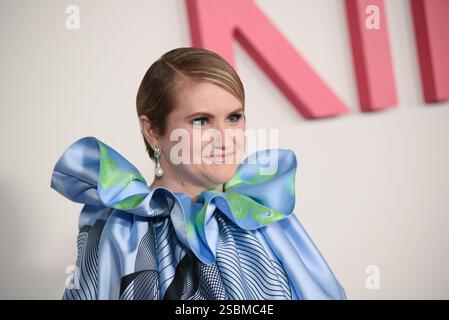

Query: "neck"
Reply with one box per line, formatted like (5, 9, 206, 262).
(150, 176, 223, 203)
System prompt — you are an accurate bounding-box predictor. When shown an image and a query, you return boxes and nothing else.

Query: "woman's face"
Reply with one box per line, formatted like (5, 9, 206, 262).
(152, 79, 246, 190)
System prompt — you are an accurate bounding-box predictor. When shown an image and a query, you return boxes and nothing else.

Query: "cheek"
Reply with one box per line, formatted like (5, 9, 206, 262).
(162, 125, 196, 163)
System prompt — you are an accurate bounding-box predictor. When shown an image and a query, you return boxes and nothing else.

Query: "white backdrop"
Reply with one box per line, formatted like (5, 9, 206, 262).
(0, 0, 448, 299)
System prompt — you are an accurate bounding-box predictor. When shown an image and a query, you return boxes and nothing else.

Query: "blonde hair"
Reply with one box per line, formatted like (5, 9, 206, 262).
(136, 47, 245, 160)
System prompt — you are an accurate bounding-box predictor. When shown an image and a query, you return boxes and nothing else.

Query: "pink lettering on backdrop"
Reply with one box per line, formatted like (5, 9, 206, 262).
(411, 0, 449, 103)
(186, 0, 448, 118)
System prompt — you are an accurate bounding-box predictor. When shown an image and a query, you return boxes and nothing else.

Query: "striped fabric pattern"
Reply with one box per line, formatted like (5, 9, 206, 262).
(62, 210, 292, 300)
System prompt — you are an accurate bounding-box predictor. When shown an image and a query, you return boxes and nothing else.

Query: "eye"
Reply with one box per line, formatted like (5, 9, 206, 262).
(227, 113, 243, 123)
(192, 117, 209, 127)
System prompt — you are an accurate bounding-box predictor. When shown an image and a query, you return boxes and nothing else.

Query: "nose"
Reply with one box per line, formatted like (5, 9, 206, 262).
(210, 120, 234, 151)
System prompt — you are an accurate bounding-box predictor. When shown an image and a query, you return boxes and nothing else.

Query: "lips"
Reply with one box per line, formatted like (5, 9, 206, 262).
(211, 153, 233, 157)
(204, 152, 235, 161)
(208, 152, 234, 157)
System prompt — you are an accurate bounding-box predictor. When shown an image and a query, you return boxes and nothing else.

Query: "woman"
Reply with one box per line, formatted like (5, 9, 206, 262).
(50, 47, 346, 300)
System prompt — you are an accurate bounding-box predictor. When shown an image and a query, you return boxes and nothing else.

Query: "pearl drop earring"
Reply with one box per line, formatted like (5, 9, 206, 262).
(154, 146, 164, 178)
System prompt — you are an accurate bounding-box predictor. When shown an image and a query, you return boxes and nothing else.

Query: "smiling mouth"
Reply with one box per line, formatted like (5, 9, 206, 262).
(208, 152, 234, 157)
(205, 152, 235, 159)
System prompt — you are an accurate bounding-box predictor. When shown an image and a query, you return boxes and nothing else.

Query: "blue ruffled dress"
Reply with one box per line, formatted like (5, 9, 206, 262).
(50, 136, 346, 300)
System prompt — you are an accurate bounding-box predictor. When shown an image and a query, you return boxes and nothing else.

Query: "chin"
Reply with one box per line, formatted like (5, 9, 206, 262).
(206, 163, 238, 185)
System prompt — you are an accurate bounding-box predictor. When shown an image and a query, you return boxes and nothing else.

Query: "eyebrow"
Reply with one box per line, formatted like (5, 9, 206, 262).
(186, 107, 244, 119)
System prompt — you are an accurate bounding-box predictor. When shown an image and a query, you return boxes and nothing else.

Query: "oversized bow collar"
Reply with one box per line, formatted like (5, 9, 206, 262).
(51, 136, 297, 264)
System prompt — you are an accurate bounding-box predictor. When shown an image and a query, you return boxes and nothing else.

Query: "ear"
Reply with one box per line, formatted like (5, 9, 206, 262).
(139, 115, 159, 148)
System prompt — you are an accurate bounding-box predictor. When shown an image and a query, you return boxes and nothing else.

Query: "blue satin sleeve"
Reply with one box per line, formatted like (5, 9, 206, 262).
(256, 213, 346, 299)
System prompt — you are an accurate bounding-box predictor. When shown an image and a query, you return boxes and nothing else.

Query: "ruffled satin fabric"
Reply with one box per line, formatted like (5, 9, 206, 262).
(50, 136, 346, 300)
